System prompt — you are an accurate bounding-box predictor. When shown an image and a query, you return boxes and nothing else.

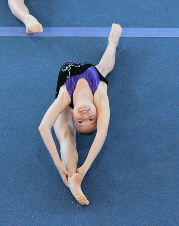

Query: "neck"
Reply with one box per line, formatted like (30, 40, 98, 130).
(73, 79, 93, 106)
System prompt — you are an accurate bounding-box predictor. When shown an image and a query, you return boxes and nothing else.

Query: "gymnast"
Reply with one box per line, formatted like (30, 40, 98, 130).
(8, 0, 43, 34)
(39, 24, 122, 205)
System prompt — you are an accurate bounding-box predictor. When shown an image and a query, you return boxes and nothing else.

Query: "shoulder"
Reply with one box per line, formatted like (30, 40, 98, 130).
(56, 85, 71, 104)
(94, 82, 109, 110)
(94, 81, 108, 100)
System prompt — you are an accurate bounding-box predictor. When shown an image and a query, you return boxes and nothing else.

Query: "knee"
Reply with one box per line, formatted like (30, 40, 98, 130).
(64, 127, 76, 142)
(55, 122, 76, 142)
(96, 64, 114, 77)
(58, 127, 76, 148)
(61, 141, 78, 161)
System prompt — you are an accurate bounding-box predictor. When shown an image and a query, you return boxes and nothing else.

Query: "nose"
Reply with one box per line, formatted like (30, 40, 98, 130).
(82, 114, 88, 118)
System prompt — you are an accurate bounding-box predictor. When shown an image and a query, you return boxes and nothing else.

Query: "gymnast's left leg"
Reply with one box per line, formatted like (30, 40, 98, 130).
(8, 0, 43, 34)
(54, 107, 89, 205)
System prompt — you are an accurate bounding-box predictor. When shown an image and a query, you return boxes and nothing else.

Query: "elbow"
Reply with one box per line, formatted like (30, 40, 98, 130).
(38, 123, 46, 134)
(39, 122, 52, 135)
(38, 124, 43, 134)
(98, 129, 108, 138)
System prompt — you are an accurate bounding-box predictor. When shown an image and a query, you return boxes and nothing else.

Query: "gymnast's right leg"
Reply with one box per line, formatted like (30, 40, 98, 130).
(8, 0, 43, 34)
(95, 23, 122, 78)
(54, 107, 89, 205)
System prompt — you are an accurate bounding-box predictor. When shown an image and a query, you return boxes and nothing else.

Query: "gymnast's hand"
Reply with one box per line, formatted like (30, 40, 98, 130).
(55, 162, 71, 187)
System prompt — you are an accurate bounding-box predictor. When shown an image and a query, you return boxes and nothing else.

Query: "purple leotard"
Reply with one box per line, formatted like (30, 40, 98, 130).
(55, 62, 108, 108)
(64, 66, 100, 99)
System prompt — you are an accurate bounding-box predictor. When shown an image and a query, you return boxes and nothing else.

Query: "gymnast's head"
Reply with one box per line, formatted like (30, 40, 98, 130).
(70, 102, 97, 134)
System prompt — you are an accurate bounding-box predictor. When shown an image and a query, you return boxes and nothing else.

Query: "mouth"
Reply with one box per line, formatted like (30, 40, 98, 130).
(79, 108, 89, 113)
(80, 110, 89, 113)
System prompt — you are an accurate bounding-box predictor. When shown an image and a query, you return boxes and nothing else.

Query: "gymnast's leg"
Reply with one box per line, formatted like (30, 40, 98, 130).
(8, 0, 43, 34)
(96, 23, 122, 78)
(54, 107, 89, 205)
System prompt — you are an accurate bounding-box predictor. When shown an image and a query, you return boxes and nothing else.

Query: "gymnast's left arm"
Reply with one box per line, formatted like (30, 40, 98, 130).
(78, 91, 110, 178)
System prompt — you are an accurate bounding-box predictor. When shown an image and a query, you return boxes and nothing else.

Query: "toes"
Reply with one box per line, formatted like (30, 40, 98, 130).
(83, 195, 89, 205)
(28, 25, 34, 33)
(33, 24, 43, 33)
(36, 24, 40, 33)
(27, 24, 43, 34)
(30, 25, 35, 33)
(75, 195, 89, 205)
(38, 24, 43, 33)
(76, 195, 89, 205)
(34, 24, 38, 33)
(25, 15, 43, 34)
(26, 28, 33, 35)
(35, 24, 39, 33)
(76, 196, 84, 205)
(79, 199, 86, 205)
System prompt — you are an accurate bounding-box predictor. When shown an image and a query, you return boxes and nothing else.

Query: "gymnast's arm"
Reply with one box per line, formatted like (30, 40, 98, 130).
(78, 84, 110, 177)
(38, 86, 71, 176)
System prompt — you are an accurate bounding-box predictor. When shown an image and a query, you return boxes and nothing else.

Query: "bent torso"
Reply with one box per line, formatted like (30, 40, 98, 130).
(60, 78, 108, 108)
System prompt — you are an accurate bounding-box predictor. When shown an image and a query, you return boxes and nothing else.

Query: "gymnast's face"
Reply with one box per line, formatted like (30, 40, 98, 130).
(71, 103, 97, 134)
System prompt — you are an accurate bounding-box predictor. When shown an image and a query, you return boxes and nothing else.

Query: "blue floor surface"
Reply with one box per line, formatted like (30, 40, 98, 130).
(1, 0, 179, 28)
(1, 37, 179, 225)
(1, 0, 179, 225)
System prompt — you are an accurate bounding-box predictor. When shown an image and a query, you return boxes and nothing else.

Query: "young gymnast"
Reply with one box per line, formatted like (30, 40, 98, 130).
(39, 24, 122, 205)
(8, 0, 43, 34)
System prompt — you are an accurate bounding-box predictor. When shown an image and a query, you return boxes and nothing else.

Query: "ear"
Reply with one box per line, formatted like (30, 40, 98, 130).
(70, 110, 73, 118)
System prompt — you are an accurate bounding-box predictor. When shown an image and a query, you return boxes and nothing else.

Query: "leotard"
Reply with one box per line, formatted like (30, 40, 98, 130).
(55, 62, 108, 108)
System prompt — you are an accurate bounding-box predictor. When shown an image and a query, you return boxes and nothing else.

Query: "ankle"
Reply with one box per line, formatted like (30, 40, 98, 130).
(23, 14, 31, 25)
(108, 39, 118, 48)
(68, 173, 75, 182)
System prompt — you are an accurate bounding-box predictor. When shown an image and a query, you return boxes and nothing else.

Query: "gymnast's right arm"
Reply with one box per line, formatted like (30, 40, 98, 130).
(38, 86, 71, 176)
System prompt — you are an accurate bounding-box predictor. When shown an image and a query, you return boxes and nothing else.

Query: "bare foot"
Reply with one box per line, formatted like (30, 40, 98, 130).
(25, 15, 43, 35)
(68, 173, 89, 205)
(108, 23, 122, 47)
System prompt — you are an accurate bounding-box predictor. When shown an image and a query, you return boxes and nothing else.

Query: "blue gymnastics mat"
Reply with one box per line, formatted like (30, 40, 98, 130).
(1, 0, 179, 225)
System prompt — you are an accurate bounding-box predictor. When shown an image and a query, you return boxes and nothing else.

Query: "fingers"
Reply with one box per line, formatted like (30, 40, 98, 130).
(62, 174, 69, 187)
(58, 162, 71, 177)
(59, 171, 69, 187)
(63, 168, 71, 177)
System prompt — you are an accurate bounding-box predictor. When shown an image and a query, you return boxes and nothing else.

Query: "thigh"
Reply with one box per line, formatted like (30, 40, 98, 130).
(54, 106, 76, 145)
(95, 64, 108, 78)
